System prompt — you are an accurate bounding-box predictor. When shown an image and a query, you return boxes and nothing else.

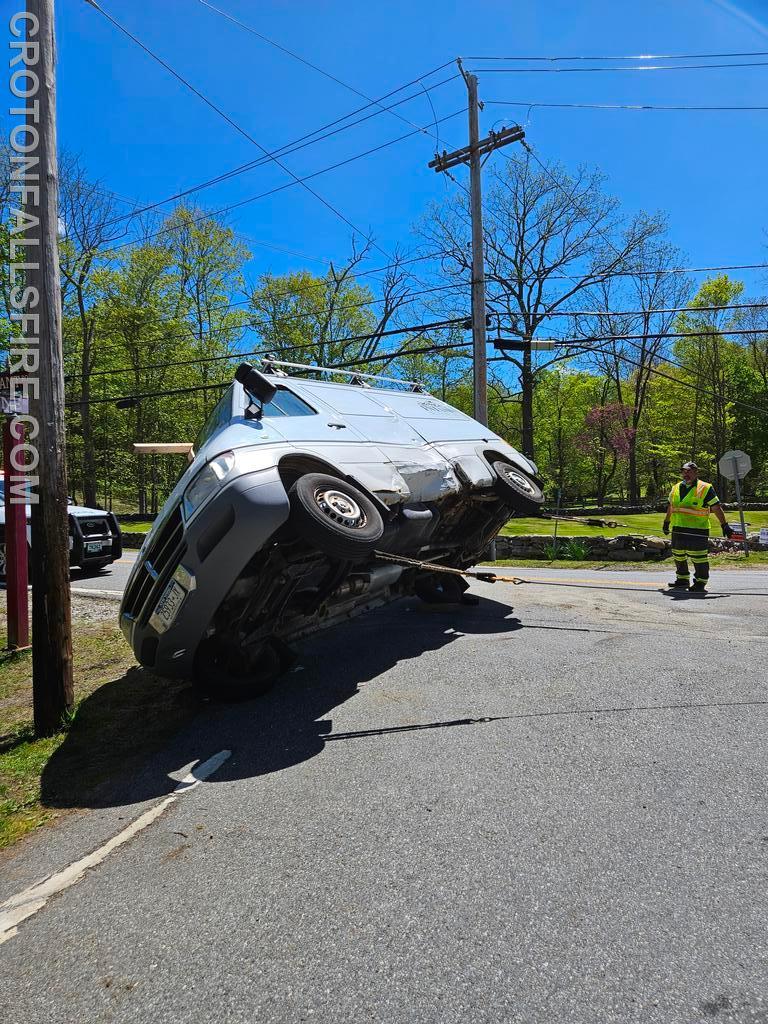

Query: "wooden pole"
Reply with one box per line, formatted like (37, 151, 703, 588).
(3, 418, 30, 650)
(25, 0, 74, 735)
(467, 74, 488, 427)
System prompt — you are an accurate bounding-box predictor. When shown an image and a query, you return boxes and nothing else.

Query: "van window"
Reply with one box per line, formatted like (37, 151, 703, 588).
(262, 388, 316, 418)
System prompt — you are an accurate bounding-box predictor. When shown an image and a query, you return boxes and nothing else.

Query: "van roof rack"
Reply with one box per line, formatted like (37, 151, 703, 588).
(260, 357, 426, 392)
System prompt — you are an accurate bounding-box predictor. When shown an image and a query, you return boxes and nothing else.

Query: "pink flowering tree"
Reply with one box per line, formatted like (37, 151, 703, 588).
(575, 403, 637, 503)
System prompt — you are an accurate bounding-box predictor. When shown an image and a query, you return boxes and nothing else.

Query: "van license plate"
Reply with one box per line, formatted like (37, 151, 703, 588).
(150, 580, 186, 634)
(86, 541, 105, 554)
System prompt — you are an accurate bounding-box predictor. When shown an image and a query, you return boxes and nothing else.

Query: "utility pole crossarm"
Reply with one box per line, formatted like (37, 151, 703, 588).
(427, 71, 525, 426)
(428, 124, 526, 173)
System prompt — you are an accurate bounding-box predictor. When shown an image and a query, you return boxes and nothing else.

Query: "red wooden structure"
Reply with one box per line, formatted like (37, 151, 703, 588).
(1, 375, 30, 651)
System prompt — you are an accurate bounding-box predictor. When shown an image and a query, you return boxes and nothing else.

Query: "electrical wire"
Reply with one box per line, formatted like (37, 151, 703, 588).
(105, 73, 460, 226)
(512, 301, 768, 319)
(84, 0, 392, 260)
(90, 109, 465, 261)
(486, 99, 768, 112)
(463, 50, 768, 61)
(62, 280, 473, 383)
(467, 60, 768, 74)
(66, 330, 474, 408)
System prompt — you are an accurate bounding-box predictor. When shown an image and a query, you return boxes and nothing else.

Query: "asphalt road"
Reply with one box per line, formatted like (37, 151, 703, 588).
(69, 549, 139, 599)
(1, 568, 767, 1023)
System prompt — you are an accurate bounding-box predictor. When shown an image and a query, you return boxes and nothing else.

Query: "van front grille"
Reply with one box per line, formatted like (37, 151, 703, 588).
(122, 503, 185, 623)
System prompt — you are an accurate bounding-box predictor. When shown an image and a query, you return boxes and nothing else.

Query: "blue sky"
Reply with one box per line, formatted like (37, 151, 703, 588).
(47, 0, 768, 293)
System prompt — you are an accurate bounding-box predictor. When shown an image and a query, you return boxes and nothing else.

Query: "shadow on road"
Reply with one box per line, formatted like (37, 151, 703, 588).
(40, 594, 520, 811)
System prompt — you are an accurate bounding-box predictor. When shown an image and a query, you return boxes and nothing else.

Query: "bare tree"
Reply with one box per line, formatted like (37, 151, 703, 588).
(59, 153, 129, 505)
(419, 151, 666, 459)
(579, 239, 693, 500)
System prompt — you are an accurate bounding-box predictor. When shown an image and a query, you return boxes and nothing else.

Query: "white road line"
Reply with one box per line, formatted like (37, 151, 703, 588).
(0, 749, 231, 946)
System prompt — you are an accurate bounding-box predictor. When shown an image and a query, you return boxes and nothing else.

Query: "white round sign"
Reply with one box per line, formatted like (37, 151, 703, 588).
(718, 449, 752, 480)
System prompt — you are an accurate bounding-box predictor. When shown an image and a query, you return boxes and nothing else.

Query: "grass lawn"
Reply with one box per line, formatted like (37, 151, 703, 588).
(117, 519, 154, 534)
(501, 510, 768, 539)
(0, 622, 196, 851)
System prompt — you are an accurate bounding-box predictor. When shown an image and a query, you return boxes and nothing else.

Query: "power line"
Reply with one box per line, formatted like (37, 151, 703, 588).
(584, 341, 768, 417)
(84, 0, 391, 260)
(510, 300, 768, 319)
(487, 99, 768, 112)
(90, 109, 465, 261)
(63, 281, 473, 383)
(464, 50, 768, 61)
(197, 1, 454, 146)
(467, 60, 768, 74)
(67, 330, 474, 408)
(105, 72, 460, 226)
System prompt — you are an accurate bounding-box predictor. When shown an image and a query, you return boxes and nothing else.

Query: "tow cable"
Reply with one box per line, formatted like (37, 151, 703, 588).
(373, 550, 527, 585)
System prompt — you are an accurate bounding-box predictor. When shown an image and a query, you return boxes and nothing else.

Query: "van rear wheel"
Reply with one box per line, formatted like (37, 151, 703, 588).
(288, 473, 384, 561)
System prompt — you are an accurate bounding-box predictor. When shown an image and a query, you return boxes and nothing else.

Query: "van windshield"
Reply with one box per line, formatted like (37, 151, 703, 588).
(196, 387, 234, 449)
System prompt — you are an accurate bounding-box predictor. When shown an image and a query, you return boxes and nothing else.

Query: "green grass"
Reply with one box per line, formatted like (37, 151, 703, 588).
(0, 625, 196, 850)
(117, 519, 154, 534)
(501, 510, 768, 539)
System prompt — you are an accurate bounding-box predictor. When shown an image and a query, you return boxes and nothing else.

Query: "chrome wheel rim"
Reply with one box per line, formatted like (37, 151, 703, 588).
(502, 466, 535, 495)
(315, 489, 366, 529)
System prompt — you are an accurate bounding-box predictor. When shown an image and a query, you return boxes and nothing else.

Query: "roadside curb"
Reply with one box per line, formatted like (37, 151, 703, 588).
(70, 588, 122, 603)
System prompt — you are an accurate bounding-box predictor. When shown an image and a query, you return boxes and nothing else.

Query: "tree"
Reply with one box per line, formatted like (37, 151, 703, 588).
(419, 151, 666, 459)
(579, 238, 693, 500)
(575, 402, 636, 504)
(59, 153, 127, 506)
(246, 241, 409, 372)
(674, 275, 744, 495)
(165, 206, 250, 418)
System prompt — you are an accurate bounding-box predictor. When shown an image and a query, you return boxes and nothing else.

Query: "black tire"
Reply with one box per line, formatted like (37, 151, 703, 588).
(491, 460, 544, 515)
(414, 572, 468, 604)
(288, 473, 384, 561)
(194, 636, 283, 702)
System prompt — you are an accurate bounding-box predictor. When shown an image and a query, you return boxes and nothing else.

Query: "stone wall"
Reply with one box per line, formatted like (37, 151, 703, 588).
(492, 533, 765, 561)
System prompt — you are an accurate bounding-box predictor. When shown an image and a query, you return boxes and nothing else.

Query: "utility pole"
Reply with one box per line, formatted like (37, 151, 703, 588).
(429, 63, 525, 426)
(467, 73, 487, 426)
(26, 0, 74, 735)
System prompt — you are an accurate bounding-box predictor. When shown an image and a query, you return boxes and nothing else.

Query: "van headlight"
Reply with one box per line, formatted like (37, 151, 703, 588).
(182, 451, 235, 521)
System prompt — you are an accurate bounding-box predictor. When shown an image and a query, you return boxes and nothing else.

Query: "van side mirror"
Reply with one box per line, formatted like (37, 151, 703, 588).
(235, 363, 277, 406)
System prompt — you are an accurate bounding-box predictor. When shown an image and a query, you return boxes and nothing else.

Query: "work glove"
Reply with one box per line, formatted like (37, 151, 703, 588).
(722, 523, 734, 538)
(662, 520, 670, 535)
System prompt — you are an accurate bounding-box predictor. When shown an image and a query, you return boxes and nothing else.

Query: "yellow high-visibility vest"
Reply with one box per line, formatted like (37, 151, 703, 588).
(669, 479, 715, 531)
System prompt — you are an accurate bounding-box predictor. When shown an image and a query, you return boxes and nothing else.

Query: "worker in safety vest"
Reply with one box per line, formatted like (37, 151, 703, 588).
(662, 461, 733, 592)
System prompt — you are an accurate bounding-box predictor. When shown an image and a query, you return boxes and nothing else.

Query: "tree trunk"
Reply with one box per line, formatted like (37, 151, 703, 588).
(628, 443, 639, 503)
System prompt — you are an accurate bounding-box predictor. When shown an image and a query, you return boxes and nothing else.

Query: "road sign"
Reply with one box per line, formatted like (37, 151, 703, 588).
(718, 449, 751, 480)
(718, 449, 751, 557)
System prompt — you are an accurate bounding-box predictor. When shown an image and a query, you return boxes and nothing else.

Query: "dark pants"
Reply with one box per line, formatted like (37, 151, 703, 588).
(671, 527, 709, 581)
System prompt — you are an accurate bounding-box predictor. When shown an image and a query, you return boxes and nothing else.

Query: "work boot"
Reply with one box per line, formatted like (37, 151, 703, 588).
(668, 579, 689, 590)
(689, 580, 707, 593)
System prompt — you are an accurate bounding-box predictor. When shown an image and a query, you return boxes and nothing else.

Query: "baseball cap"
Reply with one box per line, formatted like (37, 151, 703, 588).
(681, 461, 698, 470)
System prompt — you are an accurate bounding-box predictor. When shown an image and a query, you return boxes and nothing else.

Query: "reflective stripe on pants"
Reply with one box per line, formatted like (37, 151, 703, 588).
(671, 528, 710, 581)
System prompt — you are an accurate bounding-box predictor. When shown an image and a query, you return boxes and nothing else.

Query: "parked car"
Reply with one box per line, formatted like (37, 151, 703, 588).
(0, 473, 122, 576)
(120, 362, 544, 697)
